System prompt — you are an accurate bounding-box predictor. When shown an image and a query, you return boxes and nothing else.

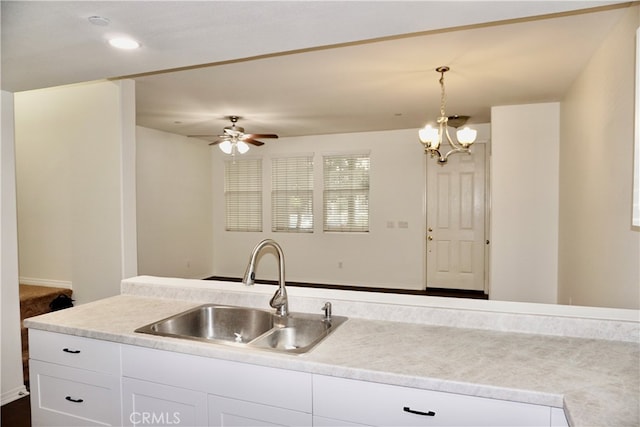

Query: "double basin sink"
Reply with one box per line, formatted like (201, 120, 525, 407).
(135, 304, 348, 354)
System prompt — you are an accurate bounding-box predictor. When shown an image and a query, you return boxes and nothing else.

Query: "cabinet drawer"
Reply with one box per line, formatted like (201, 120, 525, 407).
(29, 329, 120, 374)
(313, 375, 551, 426)
(30, 360, 121, 426)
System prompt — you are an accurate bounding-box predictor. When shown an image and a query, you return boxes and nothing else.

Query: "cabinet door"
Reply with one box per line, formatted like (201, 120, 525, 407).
(122, 377, 208, 426)
(208, 394, 312, 427)
(313, 415, 369, 426)
(551, 408, 569, 427)
(30, 360, 121, 427)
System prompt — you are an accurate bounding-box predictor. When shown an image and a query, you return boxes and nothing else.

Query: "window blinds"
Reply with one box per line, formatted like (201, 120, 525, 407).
(323, 153, 370, 232)
(272, 156, 314, 232)
(224, 158, 262, 232)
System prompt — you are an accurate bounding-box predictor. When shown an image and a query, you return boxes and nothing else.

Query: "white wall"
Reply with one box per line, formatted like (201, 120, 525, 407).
(558, 5, 640, 309)
(1, 90, 28, 404)
(14, 80, 136, 304)
(211, 129, 427, 290)
(490, 103, 560, 304)
(136, 126, 213, 279)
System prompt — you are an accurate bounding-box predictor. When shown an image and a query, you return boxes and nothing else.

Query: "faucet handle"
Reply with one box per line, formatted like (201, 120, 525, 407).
(270, 287, 288, 316)
(322, 301, 332, 320)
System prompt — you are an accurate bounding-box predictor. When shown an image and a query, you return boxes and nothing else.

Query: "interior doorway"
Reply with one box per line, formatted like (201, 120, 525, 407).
(426, 143, 488, 292)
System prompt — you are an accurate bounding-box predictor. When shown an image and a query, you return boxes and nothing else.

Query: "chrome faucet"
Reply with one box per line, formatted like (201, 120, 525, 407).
(322, 301, 332, 321)
(242, 239, 288, 316)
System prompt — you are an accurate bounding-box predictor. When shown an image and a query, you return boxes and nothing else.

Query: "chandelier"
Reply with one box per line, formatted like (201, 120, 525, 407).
(418, 66, 477, 164)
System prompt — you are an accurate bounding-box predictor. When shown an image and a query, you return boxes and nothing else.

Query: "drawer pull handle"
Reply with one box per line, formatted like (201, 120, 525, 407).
(65, 396, 84, 403)
(403, 406, 435, 417)
(62, 348, 81, 354)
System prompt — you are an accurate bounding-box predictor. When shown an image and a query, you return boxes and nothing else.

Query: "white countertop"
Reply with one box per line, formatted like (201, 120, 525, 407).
(24, 288, 639, 427)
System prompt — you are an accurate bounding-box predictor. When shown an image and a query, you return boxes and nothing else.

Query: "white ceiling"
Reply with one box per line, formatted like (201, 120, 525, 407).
(1, 1, 632, 138)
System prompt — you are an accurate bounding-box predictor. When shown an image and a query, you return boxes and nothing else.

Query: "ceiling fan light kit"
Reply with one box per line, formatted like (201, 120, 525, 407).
(189, 116, 278, 156)
(419, 66, 477, 164)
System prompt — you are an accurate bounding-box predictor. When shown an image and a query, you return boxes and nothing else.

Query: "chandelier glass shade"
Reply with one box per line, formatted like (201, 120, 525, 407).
(419, 66, 477, 164)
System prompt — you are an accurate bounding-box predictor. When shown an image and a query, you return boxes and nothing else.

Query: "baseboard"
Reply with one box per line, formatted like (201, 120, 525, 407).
(1, 385, 29, 406)
(19, 277, 72, 289)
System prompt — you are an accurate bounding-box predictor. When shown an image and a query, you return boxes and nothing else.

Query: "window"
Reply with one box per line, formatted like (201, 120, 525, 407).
(323, 153, 370, 232)
(224, 158, 262, 231)
(272, 156, 314, 232)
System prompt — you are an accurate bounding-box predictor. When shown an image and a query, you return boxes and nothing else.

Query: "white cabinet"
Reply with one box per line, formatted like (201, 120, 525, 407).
(28, 330, 121, 426)
(313, 375, 553, 427)
(121, 345, 312, 426)
(28, 329, 568, 427)
(122, 377, 208, 426)
(551, 407, 569, 427)
(313, 415, 367, 426)
(208, 395, 312, 426)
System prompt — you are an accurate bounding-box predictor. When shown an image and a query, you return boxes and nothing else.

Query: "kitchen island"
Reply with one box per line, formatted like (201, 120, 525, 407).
(24, 276, 639, 426)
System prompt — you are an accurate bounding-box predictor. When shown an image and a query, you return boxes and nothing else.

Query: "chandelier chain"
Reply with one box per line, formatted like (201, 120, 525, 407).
(439, 70, 447, 118)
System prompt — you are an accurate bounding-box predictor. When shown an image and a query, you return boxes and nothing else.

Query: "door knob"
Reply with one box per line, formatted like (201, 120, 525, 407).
(428, 227, 433, 232)
(428, 235, 433, 241)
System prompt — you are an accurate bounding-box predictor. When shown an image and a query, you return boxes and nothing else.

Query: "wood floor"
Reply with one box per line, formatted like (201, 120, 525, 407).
(1, 395, 30, 427)
(205, 276, 489, 299)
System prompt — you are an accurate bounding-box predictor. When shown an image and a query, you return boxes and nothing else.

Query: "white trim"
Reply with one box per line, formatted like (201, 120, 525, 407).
(1, 385, 29, 406)
(118, 79, 138, 279)
(2, 90, 26, 399)
(19, 277, 72, 289)
(633, 27, 640, 227)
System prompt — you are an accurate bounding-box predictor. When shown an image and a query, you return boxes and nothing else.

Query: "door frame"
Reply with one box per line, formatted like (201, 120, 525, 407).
(423, 140, 491, 294)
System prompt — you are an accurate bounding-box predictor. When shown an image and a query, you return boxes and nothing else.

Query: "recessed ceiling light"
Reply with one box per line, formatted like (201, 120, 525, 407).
(108, 37, 141, 50)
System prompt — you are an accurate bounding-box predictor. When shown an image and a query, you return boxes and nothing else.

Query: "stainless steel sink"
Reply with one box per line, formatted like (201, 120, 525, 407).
(135, 304, 348, 354)
(136, 305, 275, 344)
(251, 312, 346, 352)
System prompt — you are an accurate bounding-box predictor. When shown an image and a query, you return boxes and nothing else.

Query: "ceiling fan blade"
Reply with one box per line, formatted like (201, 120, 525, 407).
(208, 140, 224, 146)
(189, 135, 230, 141)
(244, 139, 265, 146)
(244, 133, 278, 139)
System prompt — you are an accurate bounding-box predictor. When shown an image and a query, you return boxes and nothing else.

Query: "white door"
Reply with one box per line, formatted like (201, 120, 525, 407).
(426, 144, 486, 291)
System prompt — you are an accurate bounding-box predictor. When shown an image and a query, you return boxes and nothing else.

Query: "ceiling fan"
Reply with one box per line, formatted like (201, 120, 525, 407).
(189, 116, 278, 155)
